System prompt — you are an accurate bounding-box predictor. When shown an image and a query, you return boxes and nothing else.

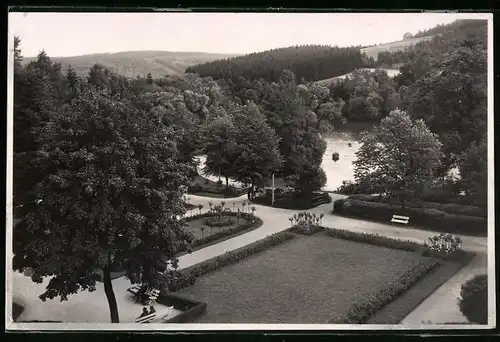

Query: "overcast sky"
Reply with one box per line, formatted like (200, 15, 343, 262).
(8, 12, 487, 57)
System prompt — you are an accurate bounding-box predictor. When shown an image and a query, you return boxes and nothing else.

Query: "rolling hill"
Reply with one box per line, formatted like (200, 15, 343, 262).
(21, 51, 241, 78)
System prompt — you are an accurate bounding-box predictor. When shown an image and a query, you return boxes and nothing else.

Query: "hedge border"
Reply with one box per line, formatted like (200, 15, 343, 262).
(324, 227, 422, 252)
(330, 257, 443, 324)
(366, 251, 476, 324)
(253, 191, 332, 210)
(159, 293, 207, 323)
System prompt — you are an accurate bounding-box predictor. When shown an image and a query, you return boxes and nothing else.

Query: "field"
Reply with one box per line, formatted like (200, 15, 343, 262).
(360, 35, 435, 61)
(315, 68, 401, 86)
(22, 51, 241, 78)
(177, 234, 433, 323)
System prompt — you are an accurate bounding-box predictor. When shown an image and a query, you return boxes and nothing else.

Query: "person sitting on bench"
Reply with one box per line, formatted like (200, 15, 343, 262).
(149, 306, 156, 315)
(138, 307, 149, 318)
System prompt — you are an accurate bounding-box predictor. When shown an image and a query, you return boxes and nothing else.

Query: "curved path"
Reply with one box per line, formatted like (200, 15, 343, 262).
(11, 192, 488, 324)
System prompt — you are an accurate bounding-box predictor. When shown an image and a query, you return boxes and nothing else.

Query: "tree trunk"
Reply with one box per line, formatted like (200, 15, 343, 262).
(103, 264, 120, 323)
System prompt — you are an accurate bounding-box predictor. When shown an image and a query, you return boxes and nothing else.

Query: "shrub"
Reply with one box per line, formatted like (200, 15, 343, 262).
(12, 302, 24, 322)
(289, 212, 324, 235)
(331, 258, 442, 323)
(333, 198, 487, 236)
(160, 294, 207, 323)
(183, 232, 296, 283)
(254, 190, 331, 209)
(458, 274, 488, 324)
(335, 180, 370, 194)
(424, 233, 462, 255)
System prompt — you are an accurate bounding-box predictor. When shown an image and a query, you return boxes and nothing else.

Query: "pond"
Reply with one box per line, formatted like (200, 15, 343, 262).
(195, 122, 375, 193)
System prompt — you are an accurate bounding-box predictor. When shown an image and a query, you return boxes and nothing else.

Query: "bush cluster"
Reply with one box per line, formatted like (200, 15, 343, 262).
(333, 198, 487, 236)
(331, 258, 442, 324)
(188, 184, 247, 197)
(288, 212, 325, 235)
(346, 194, 486, 217)
(458, 274, 488, 324)
(160, 294, 207, 323)
(254, 190, 331, 209)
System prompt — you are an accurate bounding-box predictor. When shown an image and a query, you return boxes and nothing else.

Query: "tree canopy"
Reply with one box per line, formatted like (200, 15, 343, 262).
(353, 109, 444, 205)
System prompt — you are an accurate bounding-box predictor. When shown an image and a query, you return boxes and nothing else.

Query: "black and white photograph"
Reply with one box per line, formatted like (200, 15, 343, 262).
(6, 10, 495, 330)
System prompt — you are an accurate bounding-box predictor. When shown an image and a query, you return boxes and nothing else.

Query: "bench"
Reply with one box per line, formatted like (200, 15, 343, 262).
(128, 285, 160, 305)
(391, 215, 410, 225)
(135, 306, 174, 323)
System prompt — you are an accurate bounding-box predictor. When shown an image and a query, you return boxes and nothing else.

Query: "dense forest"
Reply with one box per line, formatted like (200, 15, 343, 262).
(185, 45, 374, 84)
(11, 17, 488, 322)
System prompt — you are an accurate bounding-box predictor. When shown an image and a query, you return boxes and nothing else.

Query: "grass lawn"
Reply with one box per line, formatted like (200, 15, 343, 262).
(177, 234, 433, 323)
(185, 216, 252, 240)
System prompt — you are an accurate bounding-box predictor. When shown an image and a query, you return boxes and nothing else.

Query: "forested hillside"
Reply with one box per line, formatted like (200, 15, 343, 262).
(185, 45, 374, 83)
(21, 50, 240, 78)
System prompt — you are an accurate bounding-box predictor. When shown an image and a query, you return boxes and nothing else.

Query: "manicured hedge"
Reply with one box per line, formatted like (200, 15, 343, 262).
(346, 194, 486, 217)
(182, 232, 296, 282)
(159, 293, 207, 323)
(188, 183, 248, 197)
(324, 227, 421, 252)
(333, 198, 487, 236)
(253, 190, 332, 209)
(330, 258, 442, 324)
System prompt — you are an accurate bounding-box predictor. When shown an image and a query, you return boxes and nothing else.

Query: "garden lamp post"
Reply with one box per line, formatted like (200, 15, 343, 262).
(272, 173, 275, 207)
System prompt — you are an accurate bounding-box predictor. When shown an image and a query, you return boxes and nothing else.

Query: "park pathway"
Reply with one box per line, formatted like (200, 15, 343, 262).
(12, 193, 488, 324)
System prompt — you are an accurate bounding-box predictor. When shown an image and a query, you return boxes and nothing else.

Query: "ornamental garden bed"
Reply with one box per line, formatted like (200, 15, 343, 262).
(173, 226, 472, 324)
(180, 211, 263, 255)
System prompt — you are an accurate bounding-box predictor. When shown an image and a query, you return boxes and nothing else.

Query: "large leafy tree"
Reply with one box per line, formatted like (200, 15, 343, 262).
(354, 109, 444, 206)
(202, 116, 237, 189)
(230, 102, 282, 196)
(458, 137, 487, 207)
(13, 88, 195, 323)
(406, 40, 487, 170)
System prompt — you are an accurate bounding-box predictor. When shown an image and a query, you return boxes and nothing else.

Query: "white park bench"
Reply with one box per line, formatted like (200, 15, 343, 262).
(391, 215, 410, 225)
(135, 306, 174, 323)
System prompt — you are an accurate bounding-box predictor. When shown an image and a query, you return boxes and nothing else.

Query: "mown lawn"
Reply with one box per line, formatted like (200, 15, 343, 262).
(177, 234, 433, 323)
